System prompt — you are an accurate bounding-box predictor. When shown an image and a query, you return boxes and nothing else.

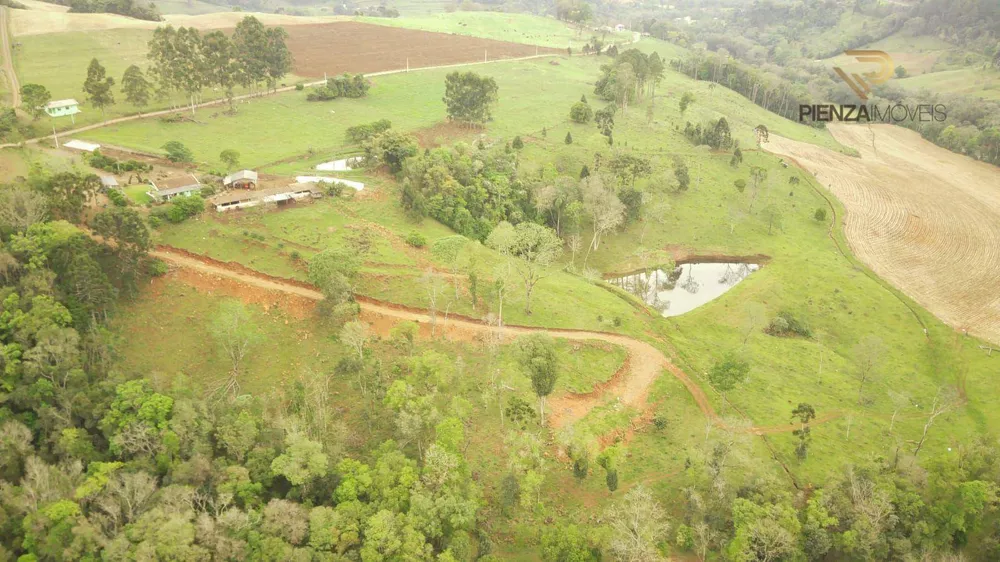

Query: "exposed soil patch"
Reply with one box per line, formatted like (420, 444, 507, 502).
(412, 121, 474, 149)
(284, 21, 559, 78)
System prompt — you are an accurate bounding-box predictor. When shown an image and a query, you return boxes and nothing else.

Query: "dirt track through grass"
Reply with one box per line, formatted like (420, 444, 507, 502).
(151, 247, 840, 436)
(765, 123, 1000, 345)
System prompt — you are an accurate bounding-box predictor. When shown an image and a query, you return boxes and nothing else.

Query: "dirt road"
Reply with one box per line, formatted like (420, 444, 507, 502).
(765, 124, 1000, 345)
(151, 248, 838, 436)
(0, 8, 19, 108)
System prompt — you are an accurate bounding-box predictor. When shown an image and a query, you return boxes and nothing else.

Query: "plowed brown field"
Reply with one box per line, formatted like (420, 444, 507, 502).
(283, 22, 558, 78)
(765, 124, 1000, 344)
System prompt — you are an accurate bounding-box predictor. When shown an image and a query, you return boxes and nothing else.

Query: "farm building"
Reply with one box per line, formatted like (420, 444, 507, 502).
(44, 99, 81, 118)
(212, 183, 323, 212)
(147, 175, 202, 202)
(99, 176, 119, 190)
(223, 170, 259, 190)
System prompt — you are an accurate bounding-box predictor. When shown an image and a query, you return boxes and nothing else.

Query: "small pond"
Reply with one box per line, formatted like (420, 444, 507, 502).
(606, 262, 760, 317)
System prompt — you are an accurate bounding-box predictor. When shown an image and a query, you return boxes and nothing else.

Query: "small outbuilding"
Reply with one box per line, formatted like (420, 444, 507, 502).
(148, 174, 202, 202)
(44, 99, 81, 118)
(223, 170, 259, 190)
(99, 176, 119, 190)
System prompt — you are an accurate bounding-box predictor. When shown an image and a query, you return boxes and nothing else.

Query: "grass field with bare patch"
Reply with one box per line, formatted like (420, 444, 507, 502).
(765, 123, 1000, 344)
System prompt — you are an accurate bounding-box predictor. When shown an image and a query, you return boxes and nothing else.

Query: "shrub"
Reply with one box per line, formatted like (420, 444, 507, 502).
(290, 250, 301, 261)
(653, 416, 668, 430)
(346, 119, 392, 143)
(147, 258, 169, 277)
(405, 232, 427, 248)
(569, 101, 593, 123)
(147, 215, 162, 228)
(734, 179, 746, 192)
(765, 310, 813, 338)
(565, 132, 573, 144)
(511, 136, 524, 150)
(295, 83, 304, 91)
(164, 195, 204, 223)
(162, 141, 193, 163)
(106, 189, 127, 207)
(307, 73, 369, 101)
(325, 182, 345, 197)
(814, 207, 827, 221)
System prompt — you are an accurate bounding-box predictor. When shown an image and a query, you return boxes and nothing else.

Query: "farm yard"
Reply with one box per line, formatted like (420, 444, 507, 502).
(283, 21, 560, 78)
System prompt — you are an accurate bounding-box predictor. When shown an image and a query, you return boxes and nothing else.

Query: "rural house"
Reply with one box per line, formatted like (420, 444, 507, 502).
(147, 174, 202, 202)
(212, 183, 323, 212)
(223, 170, 259, 190)
(44, 99, 81, 118)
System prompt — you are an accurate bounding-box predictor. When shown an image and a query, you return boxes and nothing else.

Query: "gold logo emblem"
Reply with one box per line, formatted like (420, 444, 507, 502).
(833, 50, 894, 101)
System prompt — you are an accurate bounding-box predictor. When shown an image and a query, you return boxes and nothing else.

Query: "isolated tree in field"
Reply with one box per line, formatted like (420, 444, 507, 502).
(219, 149, 240, 171)
(754, 124, 769, 146)
(565, 131, 573, 144)
(517, 333, 559, 425)
(210, 300, 261, 397)
(162, 141, 193, 163)
(913, 388, 958, 457)
(709, 352, 749, 407)
(120, 65, 151, 112)
(83, 58, 115, 118)
(679, 91, 695, 114)
(594, 105, 615, 138)
(20, 84, 51, 120)
(748, 166, 767, 212)
(308, 248, 361, 309)
(887, 389, 911, 433)
(486, 221, 562, 314)
(740, 301, 766, 347)
(673, 158, 690, 191)
(340, 320, 370, 360)
(511, 135, 524, 149)
(814, 207, 827, 222)
(852, 335, 885, 404)
(761, 203, 783, 234)
(570, 99, 593, 123)
(730, 146, 743, 168)
(581, 175, 625, 259)
(443, 71, 498, 127)
(264, 26, 293, 92)
(791, 402, 816, 459)
(606, 485, 670, 562)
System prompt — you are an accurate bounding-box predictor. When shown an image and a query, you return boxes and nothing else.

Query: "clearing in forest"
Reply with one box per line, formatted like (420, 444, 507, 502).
(765, 123, 1000, 345)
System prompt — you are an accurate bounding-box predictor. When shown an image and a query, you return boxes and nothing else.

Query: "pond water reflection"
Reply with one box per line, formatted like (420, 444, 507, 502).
(607, 262, 760, 317)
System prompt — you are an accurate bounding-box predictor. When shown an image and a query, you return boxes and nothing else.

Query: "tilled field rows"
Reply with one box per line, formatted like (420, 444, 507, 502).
(284, 22, 559, 78)
(766, 124, 1000, 344)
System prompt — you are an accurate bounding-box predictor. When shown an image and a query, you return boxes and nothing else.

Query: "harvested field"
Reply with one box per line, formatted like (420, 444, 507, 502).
(765, 123, 1000, 344)
(283, 22, 558, 78)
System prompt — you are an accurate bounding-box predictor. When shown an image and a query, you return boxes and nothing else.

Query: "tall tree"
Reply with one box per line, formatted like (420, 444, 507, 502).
(201, 31, 238, 112)
(485, 221, 562, 314)
(443, 71, 499, 127)
(120, 65, 151, 113)
(264, 27, 293, 93)
(606, 485, 670, 562)
(232, 16, 270, 96)
(20, 84, 51, 120)
(210, 300, 261, 398)
(517, 333, 559, 425)
(174, 27, 205, 115)
(852, 335, 884, 404)
(83, 59, 115, 118)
